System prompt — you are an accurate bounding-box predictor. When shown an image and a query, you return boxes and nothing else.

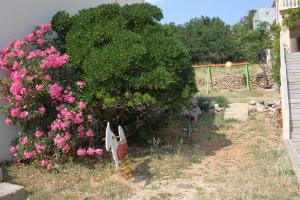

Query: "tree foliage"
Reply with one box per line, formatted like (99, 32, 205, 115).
(283, 8, 300, 28)
(172, 17, 236, 64)
(52, 3, 196, 137)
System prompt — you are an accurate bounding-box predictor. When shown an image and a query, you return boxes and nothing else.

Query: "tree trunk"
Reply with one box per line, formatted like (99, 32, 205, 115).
(259, 63, 269, 87)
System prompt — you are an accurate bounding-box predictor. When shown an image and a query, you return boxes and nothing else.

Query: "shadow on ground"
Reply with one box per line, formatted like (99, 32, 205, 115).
(129, 112, 232, 185)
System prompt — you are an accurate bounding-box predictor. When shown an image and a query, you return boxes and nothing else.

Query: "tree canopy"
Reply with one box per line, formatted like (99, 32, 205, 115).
(52, 3, 196, 137)
(172, 17, 236, 64)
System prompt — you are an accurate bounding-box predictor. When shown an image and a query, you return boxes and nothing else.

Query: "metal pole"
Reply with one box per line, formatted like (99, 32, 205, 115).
(245, 64, 251, 91)
(206, 66, 213, 94)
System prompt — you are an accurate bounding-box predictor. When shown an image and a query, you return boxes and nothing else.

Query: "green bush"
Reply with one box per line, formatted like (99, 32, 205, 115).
(52, 3, 196, 138)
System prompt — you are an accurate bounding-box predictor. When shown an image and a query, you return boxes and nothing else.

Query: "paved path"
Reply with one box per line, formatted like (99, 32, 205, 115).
(224, 103, 249, 122)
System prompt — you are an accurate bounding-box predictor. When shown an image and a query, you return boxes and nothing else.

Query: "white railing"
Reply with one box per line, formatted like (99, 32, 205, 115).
(280, 38, 291, 140)
(278, 0, 300, 10)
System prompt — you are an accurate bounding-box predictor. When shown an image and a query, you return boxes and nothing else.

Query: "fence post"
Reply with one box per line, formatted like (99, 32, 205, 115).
(206, 66, 213, 94)
(245, 64, 251, 91)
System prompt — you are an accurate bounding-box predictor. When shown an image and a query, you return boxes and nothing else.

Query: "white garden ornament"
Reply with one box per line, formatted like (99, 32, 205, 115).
(105, 122, 128, 169)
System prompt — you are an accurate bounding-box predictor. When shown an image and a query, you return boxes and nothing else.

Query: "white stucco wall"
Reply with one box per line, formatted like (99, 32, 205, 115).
(253, 8, 276, 29)
(0, 0, 143, 161)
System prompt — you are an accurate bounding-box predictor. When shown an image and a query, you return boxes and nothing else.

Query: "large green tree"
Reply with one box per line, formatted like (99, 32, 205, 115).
(51, 3, 196, 138)
(240, 22, 272, 85)
(172, 17, 236, 64)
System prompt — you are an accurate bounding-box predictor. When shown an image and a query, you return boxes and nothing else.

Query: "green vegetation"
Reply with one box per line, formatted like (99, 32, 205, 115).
(271, 23, 281, 86)
(283, 8, 300, 28)
(52, 3, 196, 138)
(240, 22, 272, 85)
(171, 17, 236, 64)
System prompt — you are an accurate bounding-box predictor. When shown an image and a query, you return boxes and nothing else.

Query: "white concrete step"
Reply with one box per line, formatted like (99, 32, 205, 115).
(287, 66, 300, 70)
(0, 183, 26, 200)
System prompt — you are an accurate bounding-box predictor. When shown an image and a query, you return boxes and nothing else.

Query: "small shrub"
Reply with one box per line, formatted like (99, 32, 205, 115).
(213, 96, 229, 108)
(0, 24, 102, 169)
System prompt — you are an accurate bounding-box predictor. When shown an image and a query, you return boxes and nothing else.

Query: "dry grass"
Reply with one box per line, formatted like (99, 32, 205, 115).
(2, 88, 300, 200)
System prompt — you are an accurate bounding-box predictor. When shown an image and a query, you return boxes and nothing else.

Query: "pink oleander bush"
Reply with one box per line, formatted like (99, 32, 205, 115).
(0, 24, 102, 170)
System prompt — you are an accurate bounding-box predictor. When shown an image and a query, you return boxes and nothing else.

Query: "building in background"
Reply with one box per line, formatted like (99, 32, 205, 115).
(0, 0, 144, 161)
(253, 8, 276, 69)
(253, 8, 276, 29)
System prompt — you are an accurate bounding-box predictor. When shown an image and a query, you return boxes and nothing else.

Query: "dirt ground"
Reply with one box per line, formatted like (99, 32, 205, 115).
(2, 87, 300, 200)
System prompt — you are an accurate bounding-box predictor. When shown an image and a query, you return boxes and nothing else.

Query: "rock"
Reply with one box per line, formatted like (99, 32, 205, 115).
(264, 100, 276, 107)
(208, 108, 215, 114)
(249, 100, 256, 105)
(269, 107, 277, 112)
(258, 100, 264, 105)
(248, 104, 256, 113)
(0, 182, 26, 200)
(209, 101, 215, 109)
(215, 104, 220, 108)
(256, 103, 265, 113)
(215, 106, 224, 112)
(0, 168, 2, 182)
(191, 98, 198, 107)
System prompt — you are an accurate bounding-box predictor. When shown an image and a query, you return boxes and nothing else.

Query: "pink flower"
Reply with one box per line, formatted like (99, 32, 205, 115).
(63, 91, 76, 104)
(20, 136, 28, 146)
(39, 160, 49, 168)
(47, 163, 53, 170)
(35, 143, 46, 153)
(94, 149, 103, 156)
(10, 107, 21, 118)
(24, 150, 36, 159)
(88, 114, 93, 122)
(77, 148, 87, 156)
(62, 144, 71, 152)
(54, 134, 66, 147)
(64, 132, 71, 140)
(9, 146, 17, 154)
(12, 61, 20, 70)
(73, 113, 83, 124)
(87, 148, 95, 155)
(37, 39, 45, 46)
(76, 81, 86, 89)
(27, 33, 35, 42)
(5, 118, 12, 126)
(17, 50, 25, 58)
(48, 83, 63, 100)
(19, 111, 29, 119)
(14, 95, 23, 101)
(77, 125, 85, 137)
(40, 23, 52, 31)
(86, 129, 94, 137)
(38, 106, 46, 115)
(14, 40, 23, 49)
(44, 75, 52, 81)
(35, 85, 44, 91)
(35, 130, 44, 138)
(79, 101, 87, 110)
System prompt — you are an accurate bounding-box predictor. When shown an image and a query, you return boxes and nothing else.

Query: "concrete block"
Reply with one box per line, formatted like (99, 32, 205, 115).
(0, 183, 26, 200)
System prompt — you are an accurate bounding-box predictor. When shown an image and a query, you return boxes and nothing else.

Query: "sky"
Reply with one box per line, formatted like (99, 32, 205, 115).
(145, 0, 274, 25)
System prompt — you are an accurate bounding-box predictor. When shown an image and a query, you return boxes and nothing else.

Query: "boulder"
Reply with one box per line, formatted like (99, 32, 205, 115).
(249, 100, 256, 105)
(268, 107, 277, 112)
(264, 100, 276, 107)
(209, 101, 215, 109)
(256, 103, 265, 113)
(248, 104, 256, 113)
